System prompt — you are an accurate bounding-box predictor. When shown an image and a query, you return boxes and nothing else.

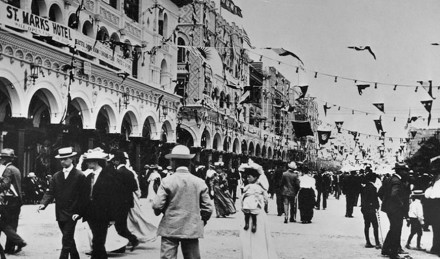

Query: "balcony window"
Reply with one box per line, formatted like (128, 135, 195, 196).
(158, 12, 168, 37)
(48, 4, 62, 23)
(124, 0, 139, 22)
(177, 38, 186, 63)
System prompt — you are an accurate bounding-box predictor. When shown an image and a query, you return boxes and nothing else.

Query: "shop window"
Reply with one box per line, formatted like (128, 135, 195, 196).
(124, 0, 139, 22)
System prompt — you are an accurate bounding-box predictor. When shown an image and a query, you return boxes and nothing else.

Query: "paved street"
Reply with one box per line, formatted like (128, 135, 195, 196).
(6, 195, 439, 259)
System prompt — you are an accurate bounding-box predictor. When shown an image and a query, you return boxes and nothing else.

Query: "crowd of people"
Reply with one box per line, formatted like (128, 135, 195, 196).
(0, 145, 439, 258)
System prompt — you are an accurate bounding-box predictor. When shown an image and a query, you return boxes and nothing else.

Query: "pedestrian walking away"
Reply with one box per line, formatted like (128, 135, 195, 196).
(152, 145, 213, 259)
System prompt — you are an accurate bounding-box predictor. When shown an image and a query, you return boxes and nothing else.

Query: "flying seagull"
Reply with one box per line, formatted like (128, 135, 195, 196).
(348, 46, 376, 60)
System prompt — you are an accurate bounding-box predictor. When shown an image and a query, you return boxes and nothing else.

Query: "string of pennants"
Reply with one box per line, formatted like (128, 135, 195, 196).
(318, 99, 436, 125)
(317, 121, 412, 146)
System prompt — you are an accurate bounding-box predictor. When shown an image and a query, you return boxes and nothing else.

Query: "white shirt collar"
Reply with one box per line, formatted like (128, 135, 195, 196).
(394, 173, 402, 179)
(117, 164, 125, 170)
(63, 164, 74, 178)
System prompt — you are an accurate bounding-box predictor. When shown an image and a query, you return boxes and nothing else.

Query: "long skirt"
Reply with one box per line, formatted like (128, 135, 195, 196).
(128, 194, 157, 243)
(298, 188, 316, 222)
(213, 186, 236, 217)
(240, 212, 278, 259)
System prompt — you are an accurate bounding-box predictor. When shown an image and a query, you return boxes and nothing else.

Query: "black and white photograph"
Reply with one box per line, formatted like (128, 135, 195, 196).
(1, 0, 440, 258)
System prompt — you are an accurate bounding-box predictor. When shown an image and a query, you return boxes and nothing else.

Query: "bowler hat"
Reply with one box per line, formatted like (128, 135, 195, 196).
(164, 145, 195, 160)
(54, 147, 77, 159)
(0, 148, 16, 159)
(110, 150, 127, 163)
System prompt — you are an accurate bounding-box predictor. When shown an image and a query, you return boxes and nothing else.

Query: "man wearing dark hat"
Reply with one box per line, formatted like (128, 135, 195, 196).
(0, 148, 27, 254)
(110, 150, 139, 251)
(74, 148, 117, 259)
(153, 145, 213, 259)
(378, 163, 411, 259)
(38, 147, 86, 259)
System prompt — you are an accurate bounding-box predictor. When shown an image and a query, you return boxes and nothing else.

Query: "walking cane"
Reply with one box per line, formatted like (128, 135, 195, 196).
(376, 210, 384, 244)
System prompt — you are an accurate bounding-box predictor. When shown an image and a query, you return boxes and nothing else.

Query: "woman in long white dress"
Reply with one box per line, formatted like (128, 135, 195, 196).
(239, 160, 278, 259)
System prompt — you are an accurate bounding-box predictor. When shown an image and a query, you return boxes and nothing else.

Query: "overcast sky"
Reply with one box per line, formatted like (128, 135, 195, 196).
(213, 0, 440, 140)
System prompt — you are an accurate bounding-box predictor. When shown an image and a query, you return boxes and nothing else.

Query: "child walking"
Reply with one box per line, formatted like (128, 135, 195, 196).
(405, 190, 425, 250)
(241, 167, 267, 233)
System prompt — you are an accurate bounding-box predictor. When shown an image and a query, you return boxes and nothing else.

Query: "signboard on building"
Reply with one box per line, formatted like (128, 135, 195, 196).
(0, 2, 132, 73)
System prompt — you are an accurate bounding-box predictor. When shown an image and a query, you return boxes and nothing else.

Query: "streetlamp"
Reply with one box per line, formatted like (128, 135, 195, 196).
(29, 63, 40, 85)
(160, 105, 168, 121)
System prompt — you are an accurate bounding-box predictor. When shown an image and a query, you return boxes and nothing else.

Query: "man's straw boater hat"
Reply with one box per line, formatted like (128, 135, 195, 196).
(54, 147, 77, 159)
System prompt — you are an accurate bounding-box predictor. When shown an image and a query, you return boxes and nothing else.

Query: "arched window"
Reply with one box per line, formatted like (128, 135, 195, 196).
(159, 11, 168, 36)
(82, 21, 94, 37)
(124, 0, 139, 22)
(48, 4, 62, 23)
(160, 59, 168, 87)
(177, 38, 186, 63)
(97, 27, 109, 42)
(219, 91, 225, 108)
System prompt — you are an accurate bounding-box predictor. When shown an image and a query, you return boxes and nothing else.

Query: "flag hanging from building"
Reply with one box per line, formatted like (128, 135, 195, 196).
(242, 28, 255, 49)
(373, 103, 384, 113)
(335, 121, 344, 133)
(265, 48, 304, 66)
(318, 130, 331, 145)
(220, 0, 243, 17)
(156, 95, 164, 111)
(239, 86, 252, 104)
(357, 84, 370, 95)
(291, 121, 314, 137)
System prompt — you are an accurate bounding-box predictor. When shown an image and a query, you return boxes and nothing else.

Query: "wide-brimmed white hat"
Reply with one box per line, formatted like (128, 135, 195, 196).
(55, 147, 77, 159)
(28, 172, 36, 177)
(83, 147, 108, 161)
(165, 145, 195, 160)
(288, 161, 297, 170)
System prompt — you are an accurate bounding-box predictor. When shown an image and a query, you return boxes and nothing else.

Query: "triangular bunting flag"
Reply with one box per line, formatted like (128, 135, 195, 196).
(357, 84, 370, 95)
(418, 80, 435, 99)
(407, 116, 419, 124)
(348, 131, 358, 139)
(373, 103, 385, 113)
(296, 85, 309, 100)
(373, 117, 383, 134)
(318, 130, 331, 145)
(335, 121, 344, 133)
(410, 131, 417, 138)
(421, 100, 433, 113)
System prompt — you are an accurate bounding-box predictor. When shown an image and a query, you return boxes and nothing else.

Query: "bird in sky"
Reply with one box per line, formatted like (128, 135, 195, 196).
(347, 46, 376, 60)
(431, 43, 440, 46)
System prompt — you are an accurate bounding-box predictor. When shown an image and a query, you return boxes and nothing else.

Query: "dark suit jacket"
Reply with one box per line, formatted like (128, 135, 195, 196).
(281, 170, 300, 197)
(40, 168, 86, 221)
(342, 175, 360, 196)
(378, 174, 410, 216)
(361, 182, 379, 212)
(79, 166, 118, 222)
(0, 164, 23, 205)
(114, 165, 137, 209)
